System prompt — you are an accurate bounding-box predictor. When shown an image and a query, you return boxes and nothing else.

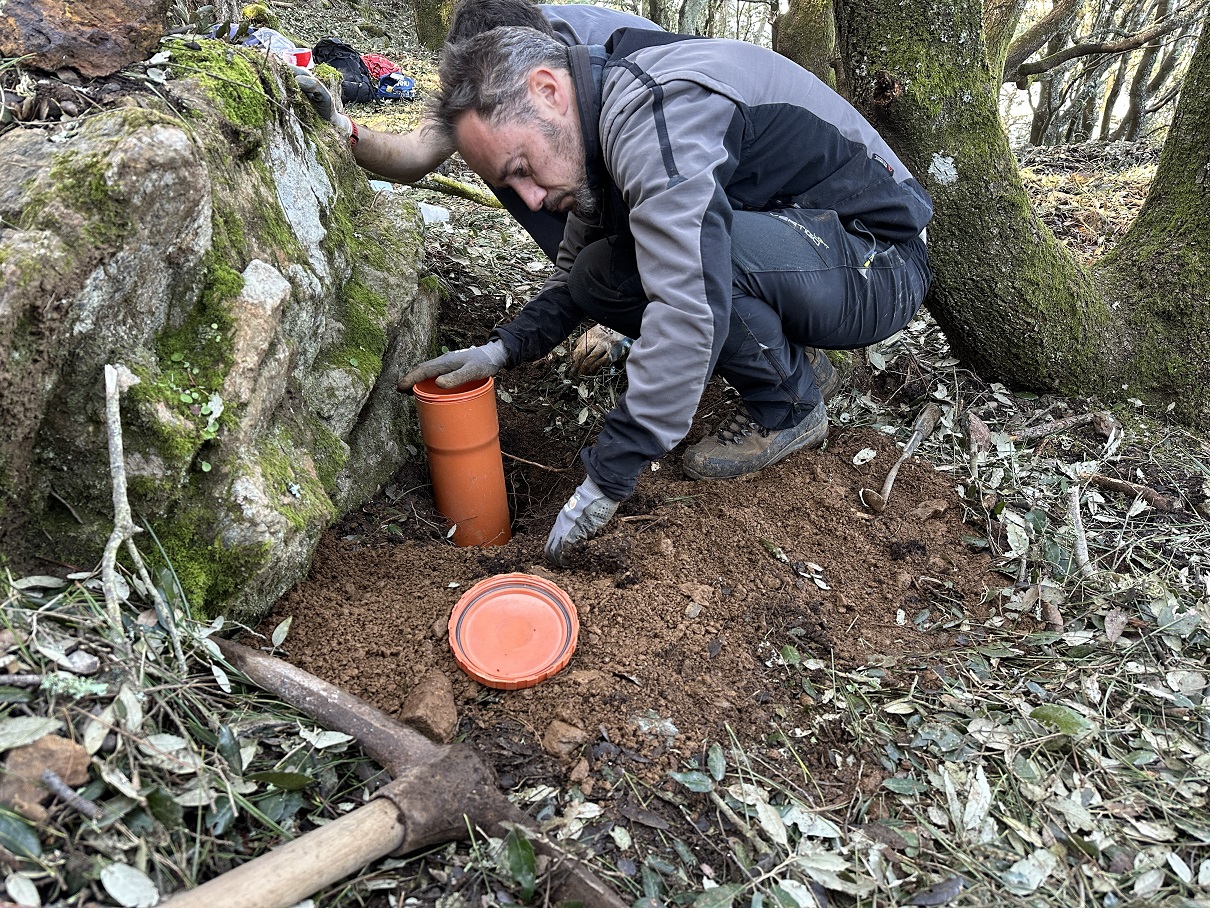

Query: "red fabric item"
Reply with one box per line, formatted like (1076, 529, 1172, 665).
(361, 53, 402, 80)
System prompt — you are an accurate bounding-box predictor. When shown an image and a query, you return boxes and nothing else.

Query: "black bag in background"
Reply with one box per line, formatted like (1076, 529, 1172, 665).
(313, 37, 374, 103)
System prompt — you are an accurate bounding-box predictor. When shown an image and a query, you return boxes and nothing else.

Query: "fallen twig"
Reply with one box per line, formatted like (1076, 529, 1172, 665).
(101, 365, 187, 672)
(708, 790, 774, 856)
(1010, 411, 1098, 442)
(414, 174, 503, 208)
(1088, 472, 1177, 512)
(501, 450, 566, 473)
(1069, 486, 1096, 579)
(41, 769, 103, 820)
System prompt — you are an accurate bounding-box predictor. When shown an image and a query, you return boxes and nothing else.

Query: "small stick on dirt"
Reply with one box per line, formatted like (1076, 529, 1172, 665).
(860, 402, 942, 513)
(1069, 486, 1096, 579)
(101, 365, 187, 672)
(1010, 411, 1099, 442)
(414, 174, 503, 208)
(41, 769, 103, 820)
(1087, 473, 1177, 512)
(708, 790, 774, 856)
(0, 675, 44, 688)
(501, 451, 566, 473)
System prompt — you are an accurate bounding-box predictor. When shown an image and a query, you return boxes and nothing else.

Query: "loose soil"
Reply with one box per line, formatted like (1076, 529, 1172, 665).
(263, 298, 1007, 800)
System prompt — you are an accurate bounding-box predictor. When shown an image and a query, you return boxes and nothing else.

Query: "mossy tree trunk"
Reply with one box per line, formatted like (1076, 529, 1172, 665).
(773, 0, 837, 86)
(412, 0, 456, 51)
(831, 0, 1210, 427)
(1095, 29, 1210, 424)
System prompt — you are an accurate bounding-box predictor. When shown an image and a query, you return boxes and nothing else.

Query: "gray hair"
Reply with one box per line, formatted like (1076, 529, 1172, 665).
(430, 26, 570, 144)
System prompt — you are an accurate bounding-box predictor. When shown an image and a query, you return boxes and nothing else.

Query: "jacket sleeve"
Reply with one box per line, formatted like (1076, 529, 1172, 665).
(582, 80, 742, 500)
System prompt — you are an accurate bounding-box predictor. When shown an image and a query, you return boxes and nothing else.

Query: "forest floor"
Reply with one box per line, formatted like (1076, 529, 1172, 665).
(3, 11, 1209, 908)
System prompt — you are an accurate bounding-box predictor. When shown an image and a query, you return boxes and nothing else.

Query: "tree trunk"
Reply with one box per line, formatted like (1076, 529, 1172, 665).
(1098, 54, 1129, 139)
(983, 0, 1026, 73)
(411, 0, 456, 51)
(643, 0, 671, 30)
(831, 0, 1209, 426)
(772, 0, 837, 85)
(1096, 27, 1210, 425)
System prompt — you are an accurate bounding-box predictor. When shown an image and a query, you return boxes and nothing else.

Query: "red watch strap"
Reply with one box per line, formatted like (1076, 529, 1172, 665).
(348, 119, 359, 149)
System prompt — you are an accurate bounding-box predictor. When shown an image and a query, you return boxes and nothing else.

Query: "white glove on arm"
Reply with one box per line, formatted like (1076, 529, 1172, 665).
(545, 477, 619, 566)
(291, 65, 353, 138)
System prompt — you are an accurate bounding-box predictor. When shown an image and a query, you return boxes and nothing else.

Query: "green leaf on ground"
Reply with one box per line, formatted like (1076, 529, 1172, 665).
(883, 777, 929, 795)
(0, 809, 41, 860)
(706, 743, 726, 781)
(0, 716, 63, 752)
(504, 827, 536, 902)
(245, 770, 314, 790)
(1030, 704, 1094, 737)
(670, 770, 715, 793)
(693, 883, 744, 907)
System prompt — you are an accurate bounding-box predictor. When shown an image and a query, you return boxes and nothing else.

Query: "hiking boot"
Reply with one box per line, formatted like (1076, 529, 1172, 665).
(805, 347, 840, 402)
(683, 399, 829, 480)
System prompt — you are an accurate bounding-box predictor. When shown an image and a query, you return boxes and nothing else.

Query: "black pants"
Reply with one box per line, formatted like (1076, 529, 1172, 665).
(493, 187, 567, 262)
(566, 208, 931, 432)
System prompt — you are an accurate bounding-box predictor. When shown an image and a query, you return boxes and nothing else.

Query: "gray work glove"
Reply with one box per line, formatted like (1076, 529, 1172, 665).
(570, 325, 631, 377)
(291, 65, 353, 138)
(397, 340, 508, 392)
(545, 476, 619, 566)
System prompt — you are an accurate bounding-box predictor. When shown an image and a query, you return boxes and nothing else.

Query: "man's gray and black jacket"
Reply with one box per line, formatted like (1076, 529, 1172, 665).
(491, 30, 934, 501)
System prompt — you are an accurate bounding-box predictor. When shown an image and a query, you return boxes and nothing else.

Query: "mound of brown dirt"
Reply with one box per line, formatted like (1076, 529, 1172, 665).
(263, 379, 1000, 788)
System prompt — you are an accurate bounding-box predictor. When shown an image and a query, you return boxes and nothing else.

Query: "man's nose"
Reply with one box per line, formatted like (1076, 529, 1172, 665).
(515, 182, 546, 212)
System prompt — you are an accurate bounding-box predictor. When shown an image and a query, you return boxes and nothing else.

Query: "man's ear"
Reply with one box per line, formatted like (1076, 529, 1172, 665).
(528, 66, 568, 116)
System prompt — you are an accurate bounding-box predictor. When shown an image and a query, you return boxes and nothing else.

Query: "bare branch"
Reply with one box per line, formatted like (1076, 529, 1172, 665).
(1002, 0, 1084, 83)
(1013, 4, 1205, 81)
(1068, 486, 1096, 579)
(101, 365, 187, 672)
(41, 769, 104, 821)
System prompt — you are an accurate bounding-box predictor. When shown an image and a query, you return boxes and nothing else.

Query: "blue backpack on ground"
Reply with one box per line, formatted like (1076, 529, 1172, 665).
(377, 73, 414, 100)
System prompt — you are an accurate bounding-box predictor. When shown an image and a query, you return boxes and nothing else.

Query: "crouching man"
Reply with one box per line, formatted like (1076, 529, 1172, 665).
(399, 26, 933, 565)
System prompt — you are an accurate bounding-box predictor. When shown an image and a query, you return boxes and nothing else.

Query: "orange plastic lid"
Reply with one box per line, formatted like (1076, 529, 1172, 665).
(448, 573, 579, 690)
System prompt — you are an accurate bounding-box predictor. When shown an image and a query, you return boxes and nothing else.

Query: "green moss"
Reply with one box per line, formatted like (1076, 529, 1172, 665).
(418, 274, 442, 294)
(151, 507, 271, 618)
(126, 376, 205, 465)
(21, 150, 132, 247)
(317, 278, 389, 385)
(248, 160, 306, 258)
(305, 420, 350, 493)
(125, 252, 241, 465)
(169, 40, 276, 130)
(241, 3, 280, 29)
(256, 434, 333, 531)
(314, 63, 342, 83)
(212, 205, 249, 261)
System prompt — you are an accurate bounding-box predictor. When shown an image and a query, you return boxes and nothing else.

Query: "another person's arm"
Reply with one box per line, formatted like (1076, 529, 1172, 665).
(293, 67, 454, 182)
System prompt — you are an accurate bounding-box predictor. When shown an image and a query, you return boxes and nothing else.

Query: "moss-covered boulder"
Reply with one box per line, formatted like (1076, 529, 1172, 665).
(0, 41, 434, 622)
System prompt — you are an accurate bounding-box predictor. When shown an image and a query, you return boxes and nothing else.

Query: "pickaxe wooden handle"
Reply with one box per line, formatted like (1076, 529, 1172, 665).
(162, 640, 628, 908)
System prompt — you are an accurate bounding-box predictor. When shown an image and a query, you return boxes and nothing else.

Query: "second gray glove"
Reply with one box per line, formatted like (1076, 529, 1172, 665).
(545, 476, 619, 566)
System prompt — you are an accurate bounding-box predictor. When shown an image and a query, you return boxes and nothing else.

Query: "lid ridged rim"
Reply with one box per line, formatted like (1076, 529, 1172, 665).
(448, 573, 578, 690)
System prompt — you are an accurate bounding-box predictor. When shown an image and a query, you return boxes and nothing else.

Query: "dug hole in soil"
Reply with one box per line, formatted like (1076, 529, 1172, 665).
(261, 288, 1002, 804)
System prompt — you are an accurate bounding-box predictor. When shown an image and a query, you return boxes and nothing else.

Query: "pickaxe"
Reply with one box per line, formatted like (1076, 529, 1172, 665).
(162, 639, 628, 908)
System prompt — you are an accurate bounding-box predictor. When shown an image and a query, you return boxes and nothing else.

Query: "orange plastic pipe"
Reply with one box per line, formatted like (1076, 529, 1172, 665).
(413, 377, 511, 546)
